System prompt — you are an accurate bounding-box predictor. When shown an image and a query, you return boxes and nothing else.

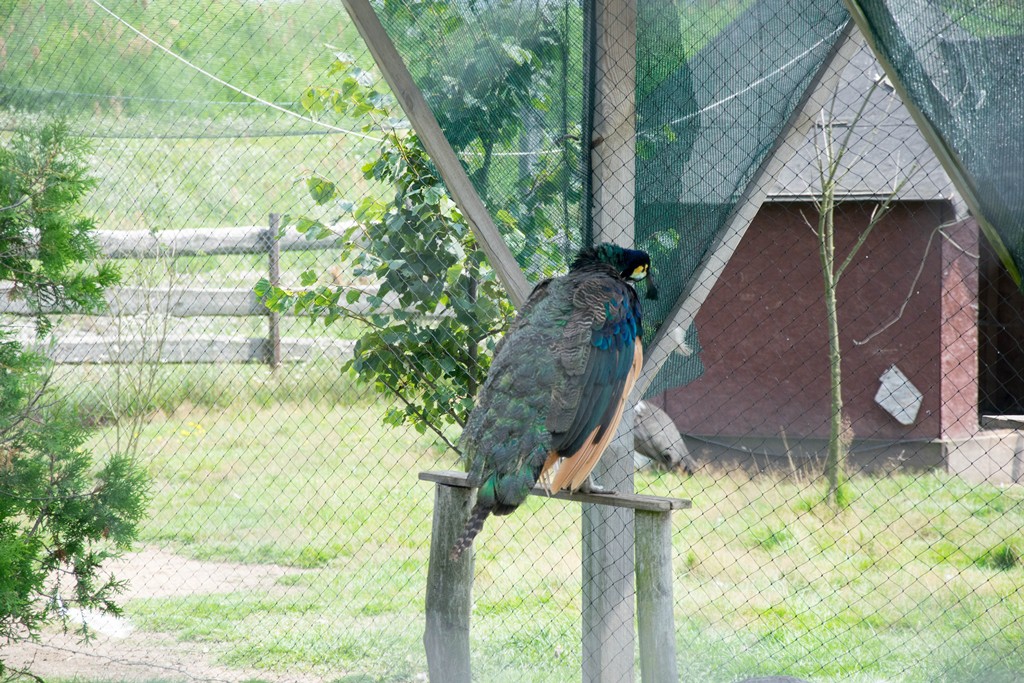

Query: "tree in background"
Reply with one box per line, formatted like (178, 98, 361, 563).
(0, 121, 148, 680)
(809, 84, 907, 508)
(261, 13, 578, 446)
(259, 58, 514, 445)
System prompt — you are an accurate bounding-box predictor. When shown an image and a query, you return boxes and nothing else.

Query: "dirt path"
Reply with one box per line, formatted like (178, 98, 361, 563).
(2, 547, 323, 683)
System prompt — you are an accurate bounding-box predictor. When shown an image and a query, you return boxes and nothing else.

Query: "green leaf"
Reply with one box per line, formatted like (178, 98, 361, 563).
(445, 263, 463, 288)
(295, 217, 321, 235)
(300, 88, 323, 114)
(306, 176, 337, 205)
(345, 288, 362, 305)
(299, 270, 318, 287)
(385, 213, 406, 232)
(332, 51, 356, 67)
(276, 215, 291, 239)
(495, 209, 517, 228)
(423, 185, 445, 205)
(502, 41, 532, 65)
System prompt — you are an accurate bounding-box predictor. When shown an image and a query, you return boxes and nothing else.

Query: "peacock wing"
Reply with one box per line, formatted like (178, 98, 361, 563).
(540, 270, 643, 492)
(459, 278, 569, 513)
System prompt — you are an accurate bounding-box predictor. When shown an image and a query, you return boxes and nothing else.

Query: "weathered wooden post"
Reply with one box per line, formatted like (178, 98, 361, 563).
(266, 213, 282, 368)
(420, 471, 688, 681)
(423, 481, 474, 683)
(635, 510, 678, 683)
(584, 0, 639, 680)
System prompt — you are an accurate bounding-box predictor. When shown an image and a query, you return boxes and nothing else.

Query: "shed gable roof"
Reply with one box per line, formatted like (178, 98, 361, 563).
(768, 33, 954, 202)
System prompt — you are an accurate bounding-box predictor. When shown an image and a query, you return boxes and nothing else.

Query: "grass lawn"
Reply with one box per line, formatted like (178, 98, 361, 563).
(86, 390, 1024, 683)
(3, 0, 389, 235)
(83, 130, 383, 234)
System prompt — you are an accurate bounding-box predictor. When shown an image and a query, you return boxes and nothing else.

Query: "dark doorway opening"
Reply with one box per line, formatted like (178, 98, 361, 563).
(979, 238, 1024, 416)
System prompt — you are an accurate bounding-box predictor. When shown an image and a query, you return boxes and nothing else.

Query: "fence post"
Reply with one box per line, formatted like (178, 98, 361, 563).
(267, 213, 282, 368)
(424, 483, 474, 683)
(582, 419, 637, 682)
(636, 510, 678, 683)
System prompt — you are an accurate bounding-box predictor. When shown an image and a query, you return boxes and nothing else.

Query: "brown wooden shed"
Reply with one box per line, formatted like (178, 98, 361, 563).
(651, 35, 1024, 483)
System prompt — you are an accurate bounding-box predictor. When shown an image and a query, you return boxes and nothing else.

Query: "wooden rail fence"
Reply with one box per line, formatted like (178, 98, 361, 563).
(0, 214, 374, 365)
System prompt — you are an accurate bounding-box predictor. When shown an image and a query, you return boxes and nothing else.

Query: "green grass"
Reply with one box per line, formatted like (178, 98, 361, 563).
(87, 395, 1024, 682)
(82, 131, 383, 232)
(937, 1, 1024, 37)
(1, 1, 372, 111)
(119, 398, 585, 681)
(679, 0, 757, 57)
(639, 470, 1024, 682)
(2, 0, 389, 232)
(54, 359, 369, 425)
(0, 108, 387, 235)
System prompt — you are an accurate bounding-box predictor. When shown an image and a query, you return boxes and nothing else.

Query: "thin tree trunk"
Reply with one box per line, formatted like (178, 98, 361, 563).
(824, 263, 846, 505)
(466, 262, 478, 398)
(817, 191, 846, 507)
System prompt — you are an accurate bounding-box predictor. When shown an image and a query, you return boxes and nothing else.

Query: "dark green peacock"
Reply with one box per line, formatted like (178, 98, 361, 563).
(452, 243, 657, 559)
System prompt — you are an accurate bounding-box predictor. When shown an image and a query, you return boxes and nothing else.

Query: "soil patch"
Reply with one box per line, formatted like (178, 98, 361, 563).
(2, 546, 318, 683)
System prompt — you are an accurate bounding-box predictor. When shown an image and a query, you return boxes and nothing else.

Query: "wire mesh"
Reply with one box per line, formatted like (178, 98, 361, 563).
(1, 1, 1022, 682)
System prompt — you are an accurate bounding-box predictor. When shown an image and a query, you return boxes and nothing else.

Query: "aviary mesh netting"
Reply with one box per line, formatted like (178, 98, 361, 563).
(852, 0, 1024, 285)
(1, 1, 1023, 681)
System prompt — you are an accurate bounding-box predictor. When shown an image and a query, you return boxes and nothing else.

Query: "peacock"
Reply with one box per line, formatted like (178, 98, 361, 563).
(452, 242, 657, 559)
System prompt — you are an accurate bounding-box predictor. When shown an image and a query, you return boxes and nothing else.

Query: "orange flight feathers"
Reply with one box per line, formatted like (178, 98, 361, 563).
(539, 341, 643, 493)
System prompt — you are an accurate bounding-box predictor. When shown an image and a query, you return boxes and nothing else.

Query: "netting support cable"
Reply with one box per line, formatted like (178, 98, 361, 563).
(634, 19, 858, 399)
(667, 22, 848, 127)
(84, 0, 384, 142)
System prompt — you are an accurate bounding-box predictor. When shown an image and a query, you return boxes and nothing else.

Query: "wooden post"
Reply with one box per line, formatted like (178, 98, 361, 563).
(585, 1, 638, 681)
(424, 483, 474, 683)
(635, 510, 677, 683)
(589, 0, 637, 245)
(267, 213, 282, 368)
(582, 410, 637, 683)
(419, 471, 690, 680)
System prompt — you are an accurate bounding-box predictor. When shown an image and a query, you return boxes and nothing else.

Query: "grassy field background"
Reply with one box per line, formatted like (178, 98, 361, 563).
(2, 0, 384, 233)
(60, 360, 1024, 683)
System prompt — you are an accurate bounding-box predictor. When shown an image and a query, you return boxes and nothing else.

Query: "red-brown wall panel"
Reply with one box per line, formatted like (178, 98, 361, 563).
(664, 200, 958, 442)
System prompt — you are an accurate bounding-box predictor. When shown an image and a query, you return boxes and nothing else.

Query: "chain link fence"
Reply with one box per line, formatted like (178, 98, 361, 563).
(2, 1, 1022, 681)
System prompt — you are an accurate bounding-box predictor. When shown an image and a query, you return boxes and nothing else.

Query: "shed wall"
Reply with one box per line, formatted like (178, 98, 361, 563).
(662, 200, 961, 443)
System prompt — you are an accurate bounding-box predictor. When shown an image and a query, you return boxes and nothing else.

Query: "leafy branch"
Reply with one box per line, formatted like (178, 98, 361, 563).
(261, 16, 574, 441)
(259, 53, 516, 437)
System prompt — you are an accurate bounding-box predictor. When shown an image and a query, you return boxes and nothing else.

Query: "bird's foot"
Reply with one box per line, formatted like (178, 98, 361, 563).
(578, 476, 615, 495)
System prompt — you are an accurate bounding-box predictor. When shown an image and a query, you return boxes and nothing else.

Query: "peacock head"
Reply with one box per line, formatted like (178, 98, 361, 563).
(572, 243, 658, 300)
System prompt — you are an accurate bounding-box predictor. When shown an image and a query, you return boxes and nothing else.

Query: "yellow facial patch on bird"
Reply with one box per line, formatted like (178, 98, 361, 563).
(630, 264, 649, 281)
